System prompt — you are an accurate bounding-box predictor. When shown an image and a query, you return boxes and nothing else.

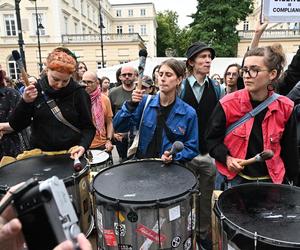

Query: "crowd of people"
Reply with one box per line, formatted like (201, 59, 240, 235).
(1, 19, 300, 250)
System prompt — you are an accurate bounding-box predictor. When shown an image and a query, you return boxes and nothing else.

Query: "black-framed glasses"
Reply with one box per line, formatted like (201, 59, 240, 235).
(239, 67, 269, 78)
(121, 73, 133, 77)
(82, 80, 95, 85)
(225, 72, 239, 78)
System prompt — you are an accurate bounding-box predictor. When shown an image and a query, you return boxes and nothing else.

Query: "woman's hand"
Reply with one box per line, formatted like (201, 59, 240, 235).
(68, 145, 85, 159)
(226, 155, 244, 173)
(53, 233, 92, 250)
(0, 184, 25, 250)
(23, 85, 38, 103)
(132, 89, 145, 103)
(161, 151, 173, 164)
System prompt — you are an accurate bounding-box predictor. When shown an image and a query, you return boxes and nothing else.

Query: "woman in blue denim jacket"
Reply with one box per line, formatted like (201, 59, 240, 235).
(113, 59, 199, 163)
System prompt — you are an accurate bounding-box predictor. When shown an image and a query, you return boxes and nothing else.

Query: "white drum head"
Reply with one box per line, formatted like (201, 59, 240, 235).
(89, 150, 109, 165)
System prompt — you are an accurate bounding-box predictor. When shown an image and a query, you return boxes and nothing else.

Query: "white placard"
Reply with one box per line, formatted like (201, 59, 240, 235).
(263, 0, 300, 22)
(169, 205, 181, 221)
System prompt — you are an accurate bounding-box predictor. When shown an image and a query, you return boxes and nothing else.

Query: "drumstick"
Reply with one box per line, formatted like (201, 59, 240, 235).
(136, 49, 148, 90)
(73, 153, 83, 172)
(239, 150, 274, 167)
(12, 50, 30, 87)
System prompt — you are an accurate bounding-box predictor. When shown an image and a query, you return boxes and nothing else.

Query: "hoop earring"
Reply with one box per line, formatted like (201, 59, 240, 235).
(267, 83, 274, 91)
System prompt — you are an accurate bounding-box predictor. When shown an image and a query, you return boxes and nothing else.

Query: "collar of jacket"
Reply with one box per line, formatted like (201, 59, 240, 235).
(148, 93, 186, 115)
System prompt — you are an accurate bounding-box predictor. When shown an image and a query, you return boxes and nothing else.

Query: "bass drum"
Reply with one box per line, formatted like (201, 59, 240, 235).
(214, 183, 300, 249)
(0, 154, 93, 236)
(93, 159, 198, 250)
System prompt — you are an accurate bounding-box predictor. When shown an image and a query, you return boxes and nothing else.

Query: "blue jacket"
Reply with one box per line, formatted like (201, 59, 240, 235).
(113, 94, 199, 162)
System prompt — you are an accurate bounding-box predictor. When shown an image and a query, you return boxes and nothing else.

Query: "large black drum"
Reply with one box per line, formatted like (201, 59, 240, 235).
(214, 183, 300, 249)
(93, 160, 198, 250)
(0, 154, 93, 236)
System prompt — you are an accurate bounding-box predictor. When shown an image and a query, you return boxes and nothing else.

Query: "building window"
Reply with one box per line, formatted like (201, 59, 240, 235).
(72, 0, 78, 9)
(140, 24, 146, 35)
(243, 21, 249, 31)
(4, 14, 16, 36)
(116, 9, 122, 17)
(87, 4, 91, 20)
(80, 0, 86, 15)
(128, 25, 134, 33)
(63, 16, 69, 34)
(74, 22, 78, 33)
(32, 13, 45, 36)
(128, 9, 133, 16)
(97, 61, 106, 69)
(140, 9, 146, 16)
(117, 25, 123, 34)
(8, 56, 20, 80)
(82, 26, 86, 34)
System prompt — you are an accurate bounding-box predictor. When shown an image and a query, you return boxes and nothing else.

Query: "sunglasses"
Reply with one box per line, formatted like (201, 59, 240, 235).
(121, 73, 133, 77)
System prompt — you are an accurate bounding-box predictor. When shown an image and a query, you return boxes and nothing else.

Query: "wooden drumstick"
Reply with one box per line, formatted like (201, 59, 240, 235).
(12, 50, 30, 87)
(136, 49, 148, 90)
(239, 150, 274, 167)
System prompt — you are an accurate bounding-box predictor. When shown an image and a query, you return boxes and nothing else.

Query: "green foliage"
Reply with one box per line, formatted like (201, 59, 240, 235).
(156, 11, 181, 57)
(156, 1, 253, 57)
(190, 0, 254, 56)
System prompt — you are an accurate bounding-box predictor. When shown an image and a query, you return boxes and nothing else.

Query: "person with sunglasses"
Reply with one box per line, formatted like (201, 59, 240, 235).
(206, 44, 299, 190)
(109, 66, 137, 162)
(7, 48, 95, 159)
(223, 63, 241, 94)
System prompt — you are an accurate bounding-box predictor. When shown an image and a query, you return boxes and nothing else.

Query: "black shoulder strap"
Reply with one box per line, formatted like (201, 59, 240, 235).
(38, 82, 81, 134)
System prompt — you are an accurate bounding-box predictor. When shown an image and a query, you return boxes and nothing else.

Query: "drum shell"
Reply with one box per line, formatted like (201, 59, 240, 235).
(88, 150, 110, 173)
(214, 183, 300, 250)
(92, 160, 198, 250)
(0, 154, 93, 236)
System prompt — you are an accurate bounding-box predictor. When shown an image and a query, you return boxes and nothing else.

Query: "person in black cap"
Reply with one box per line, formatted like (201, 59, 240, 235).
(141, 75, 156, 95)
(179, 41, 224, 249)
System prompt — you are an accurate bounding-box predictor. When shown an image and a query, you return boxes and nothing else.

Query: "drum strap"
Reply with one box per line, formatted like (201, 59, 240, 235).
(38, 82, 81, 134)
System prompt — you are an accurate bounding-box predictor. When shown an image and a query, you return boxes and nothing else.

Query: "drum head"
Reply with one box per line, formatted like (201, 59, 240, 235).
(0, 154, 87, 191)
(216, 183, 300, 246)
(93, 160, 197, 203)
(89, 150, 109, 165)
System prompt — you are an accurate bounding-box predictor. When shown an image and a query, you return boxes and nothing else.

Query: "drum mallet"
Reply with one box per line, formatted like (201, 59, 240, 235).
(239, 149, 274, 167)
(12, 50, 30, 87)
(136, 49, 148, 90)
(73, 153, 83, 172)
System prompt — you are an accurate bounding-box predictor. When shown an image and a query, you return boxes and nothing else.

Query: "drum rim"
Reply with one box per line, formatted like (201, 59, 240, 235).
(92, 159, 198, 204)
(0, 154, 89, 193)
(215, 183, 300, 247)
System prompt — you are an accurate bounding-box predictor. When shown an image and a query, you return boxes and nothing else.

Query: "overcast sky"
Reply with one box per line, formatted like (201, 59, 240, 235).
(109, 0, 198, 28)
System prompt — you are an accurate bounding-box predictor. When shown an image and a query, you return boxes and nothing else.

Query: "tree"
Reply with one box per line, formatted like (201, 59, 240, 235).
(190, 0, 254, 57)
(156, 11, 181, 57)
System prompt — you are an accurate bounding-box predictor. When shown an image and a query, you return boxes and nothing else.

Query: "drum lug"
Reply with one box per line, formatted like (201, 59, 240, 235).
(254, 231, 257, 250)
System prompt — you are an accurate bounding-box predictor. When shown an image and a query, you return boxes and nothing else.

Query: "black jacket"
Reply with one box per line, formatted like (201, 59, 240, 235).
(9, 76, 95, 151)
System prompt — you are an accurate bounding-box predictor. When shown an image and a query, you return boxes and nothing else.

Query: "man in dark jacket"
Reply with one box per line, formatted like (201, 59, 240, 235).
(180, 42, 224, 249)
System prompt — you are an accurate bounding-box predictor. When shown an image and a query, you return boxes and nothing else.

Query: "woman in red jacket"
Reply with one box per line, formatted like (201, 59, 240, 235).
(206, 44, 299, 190)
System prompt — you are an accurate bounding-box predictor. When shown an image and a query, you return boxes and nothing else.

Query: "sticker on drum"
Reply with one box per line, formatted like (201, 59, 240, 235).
(93, 160, 198, 250)
(88, 150, 109, 172)
(214, 183, 300, 250)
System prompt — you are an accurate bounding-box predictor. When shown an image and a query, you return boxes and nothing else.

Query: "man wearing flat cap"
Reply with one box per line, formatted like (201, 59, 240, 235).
(180, 41, 224, 249)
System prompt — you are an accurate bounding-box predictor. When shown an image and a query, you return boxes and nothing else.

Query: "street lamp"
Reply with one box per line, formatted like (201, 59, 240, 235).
(31, 0, 43, 73)
(15, 0, 27, 70)
(98, 1, 105, 68)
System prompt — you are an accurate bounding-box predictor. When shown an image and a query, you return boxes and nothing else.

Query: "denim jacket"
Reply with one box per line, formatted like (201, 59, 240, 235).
(113, 94, 199, 162)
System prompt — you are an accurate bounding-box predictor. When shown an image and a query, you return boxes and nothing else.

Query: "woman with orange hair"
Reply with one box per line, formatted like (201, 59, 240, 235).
(7, 48, 95, 158)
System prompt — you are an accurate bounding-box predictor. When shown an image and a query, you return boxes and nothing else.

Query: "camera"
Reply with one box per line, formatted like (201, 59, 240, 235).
(12, 176, 81, 250)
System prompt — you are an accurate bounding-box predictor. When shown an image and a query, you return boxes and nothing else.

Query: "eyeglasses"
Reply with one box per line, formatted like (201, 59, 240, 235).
(82, 80, 95, 85)
(78, 66, 87, 70)
(239, 67, 269, 78)
(225, 72, 239, 78)
(121, 73, 133, 77)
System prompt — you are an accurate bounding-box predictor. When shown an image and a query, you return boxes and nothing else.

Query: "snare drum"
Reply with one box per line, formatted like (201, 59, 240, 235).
(214, 183, 300, 250)
(93, 159, 198, 250)
(0, 154, 93, 236)
(88, 149, 110, 172)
